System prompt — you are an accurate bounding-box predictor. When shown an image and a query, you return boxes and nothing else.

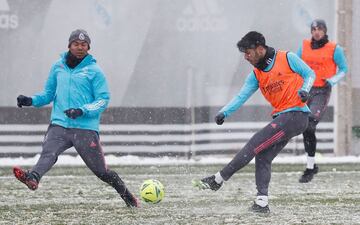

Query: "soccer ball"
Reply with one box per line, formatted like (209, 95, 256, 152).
(140, 179, 164, 204)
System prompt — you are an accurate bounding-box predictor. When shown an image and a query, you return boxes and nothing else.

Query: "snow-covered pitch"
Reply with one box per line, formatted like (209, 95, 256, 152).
(1, 161, 359, 224)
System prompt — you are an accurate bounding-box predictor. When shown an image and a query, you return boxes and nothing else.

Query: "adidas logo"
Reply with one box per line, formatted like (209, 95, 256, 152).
(266, 58, 273, 65)
(176, 0, 228, 32)
(0, 0, 18, 29)
(90, 141, 97, 148)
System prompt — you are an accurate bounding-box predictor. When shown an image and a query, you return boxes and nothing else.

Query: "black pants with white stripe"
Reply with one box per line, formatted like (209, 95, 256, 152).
(302, 86, 332, 157)
(31, 124, 131, 199)
(220, 111, 309, 196)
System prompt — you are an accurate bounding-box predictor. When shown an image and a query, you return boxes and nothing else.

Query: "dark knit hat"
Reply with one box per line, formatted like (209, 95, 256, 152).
(237, 31, 266, 52)
(311, 19, 327, 33)
(68, 29, 91, 47)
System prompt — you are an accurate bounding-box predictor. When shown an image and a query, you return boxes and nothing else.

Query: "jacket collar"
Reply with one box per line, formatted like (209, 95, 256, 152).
(60, 52, 96, 69)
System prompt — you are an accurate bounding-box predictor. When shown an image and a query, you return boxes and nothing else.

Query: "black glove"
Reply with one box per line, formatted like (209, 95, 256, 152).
(64, 108, 83, 119)
(17, 95, 32, 108)
(324, 80, 332, 88)
(298, 90, 309, 103)
(215, 112, 225, 125)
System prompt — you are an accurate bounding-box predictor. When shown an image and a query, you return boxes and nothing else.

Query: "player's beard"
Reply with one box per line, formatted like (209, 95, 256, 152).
(73, 50, 87, 59)
(66, 51, 87, 68)
(311, 35, 329, 49)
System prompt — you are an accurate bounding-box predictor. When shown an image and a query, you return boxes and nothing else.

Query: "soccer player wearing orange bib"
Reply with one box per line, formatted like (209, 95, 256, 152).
(193, 31, 315, 213)
(297, 19, 348, 183)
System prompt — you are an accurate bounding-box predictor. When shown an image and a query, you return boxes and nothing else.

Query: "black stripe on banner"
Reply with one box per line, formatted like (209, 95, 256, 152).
(0, 148, 335, 158)
(0, 128, 333, 136)
(0, 139, 333, 147)
(0, 106, 334, 124)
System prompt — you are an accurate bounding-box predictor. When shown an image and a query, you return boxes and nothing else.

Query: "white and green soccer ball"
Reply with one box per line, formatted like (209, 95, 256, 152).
(140, 179, 164, 204)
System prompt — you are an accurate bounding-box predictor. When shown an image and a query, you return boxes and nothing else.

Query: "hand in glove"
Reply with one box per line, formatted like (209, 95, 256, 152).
(322, 79, 332, 88)
(298, 90, 309, 103)
(17, 95, 32, 108)
(64, 108, 83, 119)
(215, 112, 225, 125)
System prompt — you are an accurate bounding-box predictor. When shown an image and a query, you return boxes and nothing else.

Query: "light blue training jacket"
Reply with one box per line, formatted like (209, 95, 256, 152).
(220, 51, 315, 118)
(31, 52, 110, 132)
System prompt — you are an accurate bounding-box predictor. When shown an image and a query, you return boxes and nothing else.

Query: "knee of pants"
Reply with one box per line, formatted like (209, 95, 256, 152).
(305, 122, 317, 134)
(307, 117, 319, 130)
(255, 155, 272, 166)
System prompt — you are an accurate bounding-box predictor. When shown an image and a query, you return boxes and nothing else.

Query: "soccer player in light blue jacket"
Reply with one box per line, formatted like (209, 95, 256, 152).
(13, 29, 139, 208)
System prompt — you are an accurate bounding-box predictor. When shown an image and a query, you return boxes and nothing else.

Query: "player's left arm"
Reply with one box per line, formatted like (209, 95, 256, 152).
(296, 43, 303, 58)
(287, 52, 315, 92)
(80, 69, 110, 118)
(326, 45, 348, 86)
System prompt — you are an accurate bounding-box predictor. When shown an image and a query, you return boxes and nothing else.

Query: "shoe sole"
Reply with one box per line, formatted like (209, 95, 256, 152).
(299, 178, 313, 183)
(192, 179, 203, 188)
(252, 210, 270, 214)
(314, 167, 319, 174)
(250, 207, 271, 215)
(192, 179, 222, 191)
(192, 179, 210, 190)
(299, 175, 313, 183)
(299, 167, 319, 183)
(13, 167, 38, 190)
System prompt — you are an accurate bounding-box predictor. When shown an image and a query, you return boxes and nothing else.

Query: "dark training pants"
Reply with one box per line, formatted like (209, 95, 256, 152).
(302, 86, 331, 157)
(31, 124, 132, 200)
(220, 111, 309, 196)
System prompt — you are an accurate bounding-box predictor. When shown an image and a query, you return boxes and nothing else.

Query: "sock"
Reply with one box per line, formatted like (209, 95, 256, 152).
(306, 156, 315, 169)
(255, 195, 268, 207)
(214, 172, 224, 184)
(30, 171, 40, 182)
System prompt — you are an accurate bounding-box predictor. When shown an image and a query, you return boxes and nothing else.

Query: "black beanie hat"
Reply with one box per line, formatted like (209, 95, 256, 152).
(237, 31, 266, 52)
(311, 19, 327, 33)
(68, 29, 91, 48)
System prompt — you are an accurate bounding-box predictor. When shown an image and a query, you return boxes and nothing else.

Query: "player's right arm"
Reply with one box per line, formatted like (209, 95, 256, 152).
(31, 65, 57, 107)
(219, 72, 259, 118)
